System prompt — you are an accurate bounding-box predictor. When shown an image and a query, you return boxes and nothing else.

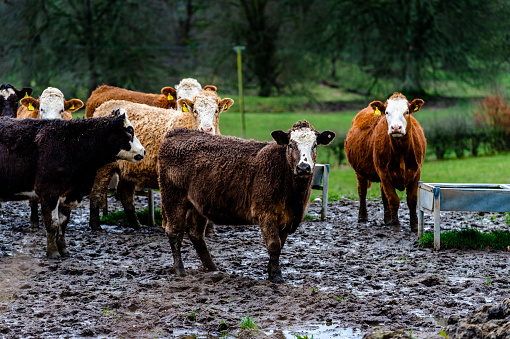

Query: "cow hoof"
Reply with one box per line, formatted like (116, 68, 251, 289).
(410, 224, 418, 233)
(174, 263, 186, 277)
(90, 226, 104, 233)
(30, 222, 39, 229)
(269, 273, 284, 284)
(358, 218, 368, 224)
(59, 248, 70, 257)
(47, 251, 61, 260)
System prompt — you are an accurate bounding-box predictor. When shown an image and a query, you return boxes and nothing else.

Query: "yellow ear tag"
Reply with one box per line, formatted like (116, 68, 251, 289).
(224, 104, 228, 111)
(168, 94, 174, 101)
(414, 106, 419, 111)
(70, 104, 75, 110)
(124, 120, 126, 128)
(374, 107, 381, 116)
(182, 103, 188, 112)
(28, 102, 35, 111)
(24, 92, 29, 98)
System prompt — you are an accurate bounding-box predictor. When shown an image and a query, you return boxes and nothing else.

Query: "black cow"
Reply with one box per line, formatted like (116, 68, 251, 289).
(0, 109, 145, 258)
(0, 84, 32, 117)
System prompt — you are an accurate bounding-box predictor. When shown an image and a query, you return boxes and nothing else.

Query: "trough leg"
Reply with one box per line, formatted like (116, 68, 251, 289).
(187, 209, 217, 272)
(433, 187, 441, 250)
(117, 178, 141, 230)
(417, 185, 424, 239)
(406, 179, 419, 233)
(39, 196, 61, 259)
(260, 220, 283, 283)
(356, 174, 369, 223)
(89, 164, 118, 232)
(29, 198, 39, 229)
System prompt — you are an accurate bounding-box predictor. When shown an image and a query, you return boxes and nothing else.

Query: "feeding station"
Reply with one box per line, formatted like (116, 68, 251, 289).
(417, 182, 510, 250)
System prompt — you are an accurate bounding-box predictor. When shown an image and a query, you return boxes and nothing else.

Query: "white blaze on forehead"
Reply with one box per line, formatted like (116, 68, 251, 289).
(385, 97, 409, 135)
(39, 87, 65, 120)
(194, 94, 217, 134)
(290, 128, 317, 168)
(175, 78, 202, 111)
(0, 88, 15, 99)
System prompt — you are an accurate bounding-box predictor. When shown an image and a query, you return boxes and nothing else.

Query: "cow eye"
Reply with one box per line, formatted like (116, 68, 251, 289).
(289, 144, 294, 150)
(126, 126, 134, 136)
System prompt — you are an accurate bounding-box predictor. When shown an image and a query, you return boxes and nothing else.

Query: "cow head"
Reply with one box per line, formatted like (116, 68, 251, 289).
(0, 84, 32, 118)
(177, 86, 234, 135)
(271, 121, 335, 177)
(161, 86, 177, 109)
(175, 78, 202, 112)
(20, 87, 84, 119)
(110, 108, 146, 163)
(371, 92, 424, 138)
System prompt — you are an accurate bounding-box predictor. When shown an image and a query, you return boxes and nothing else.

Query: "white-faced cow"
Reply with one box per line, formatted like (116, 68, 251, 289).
(0, 84, 32, 118)
(0, 109, 145, 259)
(157, 121, 335, 282)
(344, 92, 426, 231)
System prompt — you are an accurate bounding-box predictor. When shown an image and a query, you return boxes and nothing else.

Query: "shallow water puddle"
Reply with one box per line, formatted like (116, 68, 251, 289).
(174, 323, 362, 339)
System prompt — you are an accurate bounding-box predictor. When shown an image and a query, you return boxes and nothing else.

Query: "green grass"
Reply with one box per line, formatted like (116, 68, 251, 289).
(419, 228, 510, 250)
(100, 207, 162, 226)
(240, 315, 257, 331)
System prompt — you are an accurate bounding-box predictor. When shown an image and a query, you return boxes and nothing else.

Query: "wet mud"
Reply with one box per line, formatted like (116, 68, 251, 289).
(0, 195, 509, 338)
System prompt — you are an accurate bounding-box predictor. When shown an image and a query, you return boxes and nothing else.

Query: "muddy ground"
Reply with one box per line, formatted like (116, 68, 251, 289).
(0, 194, 509, 339)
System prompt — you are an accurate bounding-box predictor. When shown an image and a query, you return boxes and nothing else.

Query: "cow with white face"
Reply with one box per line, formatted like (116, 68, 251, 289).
(175, 78, 202, 112)
(18, 87, 83, 120)
(0, 84, 32, 118)
(375, 93, 424, 138)
(177, 85, 233, 135)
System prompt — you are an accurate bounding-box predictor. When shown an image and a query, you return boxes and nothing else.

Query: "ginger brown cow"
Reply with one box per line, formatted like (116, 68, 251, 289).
(344, 92, 426, 231)
(85, 85, 177, 118)
(158, 121, 335, 282)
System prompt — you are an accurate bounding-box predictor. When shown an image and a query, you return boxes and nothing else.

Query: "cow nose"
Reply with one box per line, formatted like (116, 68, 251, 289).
(296, 163, 311, 175)
(134, 150, 145, 161)
(199, 126, 214, 134)
(391, 125, 403, 133)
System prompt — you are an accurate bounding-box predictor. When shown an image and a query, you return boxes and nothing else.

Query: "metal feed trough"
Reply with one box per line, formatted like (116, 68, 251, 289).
(417, 182, 510, 250)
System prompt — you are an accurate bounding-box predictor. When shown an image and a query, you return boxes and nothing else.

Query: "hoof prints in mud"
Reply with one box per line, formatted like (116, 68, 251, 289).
(0, 195, 509, 338)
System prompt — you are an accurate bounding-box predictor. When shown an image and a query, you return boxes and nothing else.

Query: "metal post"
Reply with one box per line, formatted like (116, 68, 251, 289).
(148, 189, 155, 227)
(433, 187, 441, 251)
(233, 46, 246, 139)
(320, 164, 330, 220)
(417, 181, 424, 239)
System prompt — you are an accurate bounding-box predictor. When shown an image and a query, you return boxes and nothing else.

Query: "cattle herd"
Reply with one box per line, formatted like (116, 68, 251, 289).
(0, 80, 426, 283)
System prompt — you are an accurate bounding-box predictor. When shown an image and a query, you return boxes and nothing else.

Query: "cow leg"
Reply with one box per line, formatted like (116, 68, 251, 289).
(356, 174, 369, 223)
(187, 209, 217, 272)
(406, 179, 419, 233)
(260, 220, 283, 283)
(29, 198, 39, 229)
(89, 164, 118, 232)
(380, 180, 400, 229)
(117, 178, 141, 230)
(205, 221, 215, 236)
(380, 186, 391, 225)
(39, 197, 61, 259)
(56, 203, 73, 257)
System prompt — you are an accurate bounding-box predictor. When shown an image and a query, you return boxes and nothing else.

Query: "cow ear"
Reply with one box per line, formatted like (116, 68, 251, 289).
(218, 98, 234, 113)
(409, 99, 424, 113)
(271, 130, 290, 145)
(161, 87, 177, 102)
(16, 87, 33, 100)
(64, 99, 84, 112)
(178, 98, 194, 113)
(203, 85, 217, 92)
(20, 97, 39, 111)
(317, 131, 335, 145)
(370, 101, 386, 116)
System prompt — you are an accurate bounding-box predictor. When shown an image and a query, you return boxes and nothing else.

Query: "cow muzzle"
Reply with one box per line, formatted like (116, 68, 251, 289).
(389, 125, 405, 138)
(295, 163, 312, 176)
(134, 149, 146, 162)
(199, 125, 215, 134)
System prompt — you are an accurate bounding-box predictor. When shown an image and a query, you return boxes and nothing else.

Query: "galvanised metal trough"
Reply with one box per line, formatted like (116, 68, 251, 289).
(417, 182, 510, 250)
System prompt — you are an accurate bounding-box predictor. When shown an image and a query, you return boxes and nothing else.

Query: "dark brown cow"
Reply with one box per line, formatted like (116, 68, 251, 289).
(158, 121, 335, 282)
(0, 109, 145, 259)
(344, 92, 426, 231)
(0, 84, 32, 117)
